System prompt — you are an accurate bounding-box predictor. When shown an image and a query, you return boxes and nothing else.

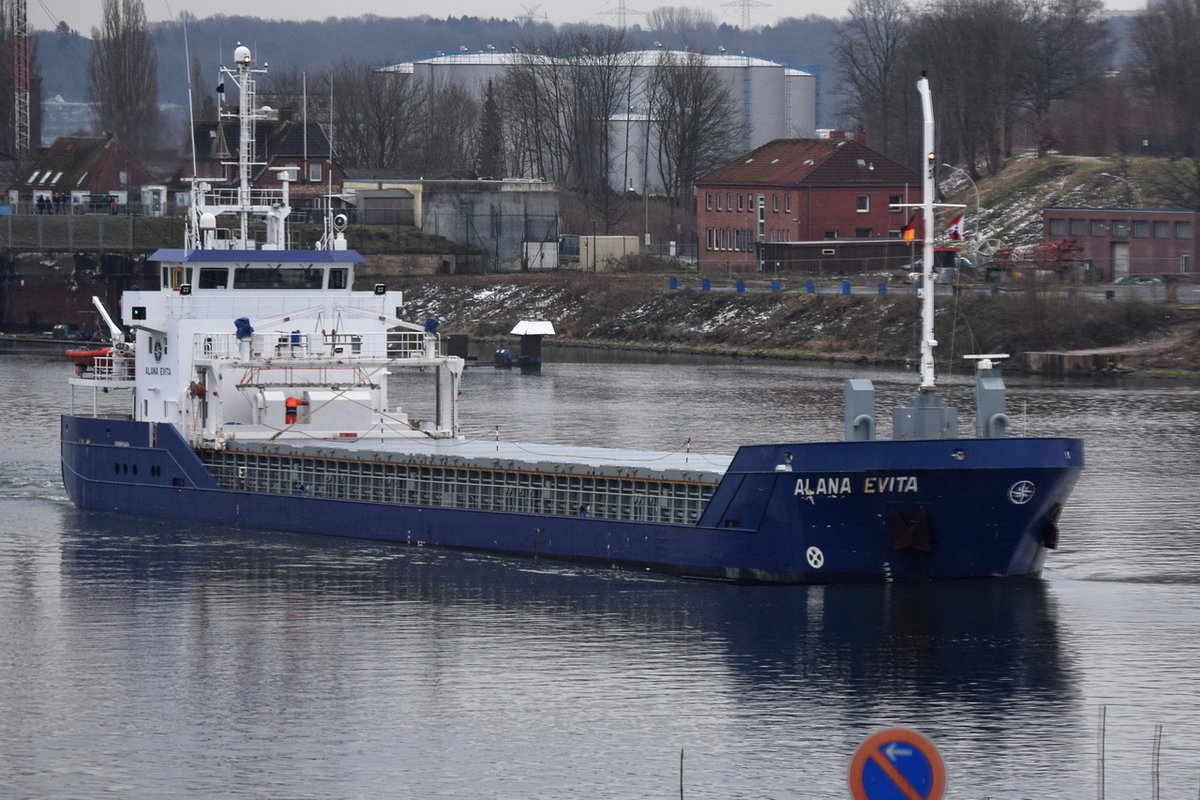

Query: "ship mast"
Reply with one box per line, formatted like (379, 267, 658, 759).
(186, 44, 292, 252)
(917, 74, 937, 390)
(230, 44, 264, 247)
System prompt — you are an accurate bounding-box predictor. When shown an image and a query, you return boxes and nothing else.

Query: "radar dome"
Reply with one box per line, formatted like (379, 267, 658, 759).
(235, 45, 251, 65)
(199, 212, 217, 229)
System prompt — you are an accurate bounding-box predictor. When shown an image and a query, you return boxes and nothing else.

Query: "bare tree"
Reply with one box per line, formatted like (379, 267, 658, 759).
(1130, 0, 1200, 205)
(570, 29, 636, 226)
(504, 46, 576, 184)
(412, 81, 479, 178)
(906, 0, 1031, 176)
(330, 63, 424, 171)
(646, 50, 742, 207)
(502, 30, 635, 212)
(1016, 0, 1110, 157)
(88, 0, 160, 156)
(835, 0, 914, 160)
(189, 56, 217, 123)
(646, 6, 718, 48)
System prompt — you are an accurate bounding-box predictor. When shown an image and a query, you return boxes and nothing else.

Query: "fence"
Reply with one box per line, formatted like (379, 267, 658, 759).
(0, 213, 183, 251)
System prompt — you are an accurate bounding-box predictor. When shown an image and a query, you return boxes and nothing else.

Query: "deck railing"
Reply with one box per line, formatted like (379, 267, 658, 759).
(192, 330, 436, 362)
(68, 352, 137, 385)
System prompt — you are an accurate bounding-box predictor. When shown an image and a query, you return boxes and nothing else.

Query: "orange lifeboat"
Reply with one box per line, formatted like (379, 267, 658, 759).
(64, 347, 112, 369)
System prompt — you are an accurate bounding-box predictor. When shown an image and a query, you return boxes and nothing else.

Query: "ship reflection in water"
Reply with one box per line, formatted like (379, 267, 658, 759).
(48, 512, 1080, 798)
(6, 354, 1200, 798)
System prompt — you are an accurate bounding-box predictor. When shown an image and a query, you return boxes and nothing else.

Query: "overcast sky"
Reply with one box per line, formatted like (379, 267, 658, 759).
(46, 0, 1143, 36)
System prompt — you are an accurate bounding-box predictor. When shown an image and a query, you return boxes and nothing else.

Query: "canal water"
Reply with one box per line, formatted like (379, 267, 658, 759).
(2, 350, 1199, 798)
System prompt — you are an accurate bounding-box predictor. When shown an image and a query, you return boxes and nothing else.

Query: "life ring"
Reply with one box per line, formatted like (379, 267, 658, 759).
(189, 381, 205, 398)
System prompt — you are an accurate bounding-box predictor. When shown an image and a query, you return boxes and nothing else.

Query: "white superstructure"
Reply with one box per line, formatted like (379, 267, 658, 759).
(68, 44, 465, 449)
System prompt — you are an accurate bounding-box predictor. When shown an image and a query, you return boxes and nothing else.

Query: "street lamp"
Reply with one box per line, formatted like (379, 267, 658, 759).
(941, 163, 981, 220)
(1100, 172, 1142, 207)
(643, 113, 651, 250)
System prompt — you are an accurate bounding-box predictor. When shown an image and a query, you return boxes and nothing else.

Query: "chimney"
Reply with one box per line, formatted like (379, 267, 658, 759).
(854, 126, 868, 145)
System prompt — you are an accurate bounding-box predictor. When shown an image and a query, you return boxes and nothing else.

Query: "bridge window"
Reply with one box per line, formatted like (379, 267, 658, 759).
(233, 267, 324, 289)
(198, 268, 228, 289)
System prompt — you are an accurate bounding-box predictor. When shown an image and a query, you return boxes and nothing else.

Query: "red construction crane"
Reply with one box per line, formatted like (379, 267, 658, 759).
(12, 0, 30, 156)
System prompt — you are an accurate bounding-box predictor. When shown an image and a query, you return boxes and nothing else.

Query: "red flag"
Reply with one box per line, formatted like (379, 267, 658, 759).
(947, 213, 965, 241)
(902, 214, 917, 244)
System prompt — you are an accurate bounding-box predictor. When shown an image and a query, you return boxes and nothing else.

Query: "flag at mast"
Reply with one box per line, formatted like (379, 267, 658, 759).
(947, 213, 965, 241)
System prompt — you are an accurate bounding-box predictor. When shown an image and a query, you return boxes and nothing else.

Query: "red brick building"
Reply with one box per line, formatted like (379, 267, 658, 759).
(6, 135, 157, 214)
(190, 118, 344, 213)
(695, 137, 923, 273)
(1042, 207, 1197, 281)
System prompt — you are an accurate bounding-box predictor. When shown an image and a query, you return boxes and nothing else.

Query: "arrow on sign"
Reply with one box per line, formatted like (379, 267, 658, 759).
(848, 727, 946, 800)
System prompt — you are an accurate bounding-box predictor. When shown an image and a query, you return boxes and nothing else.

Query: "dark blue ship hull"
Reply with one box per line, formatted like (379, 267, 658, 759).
(61, 415, 1083, 584)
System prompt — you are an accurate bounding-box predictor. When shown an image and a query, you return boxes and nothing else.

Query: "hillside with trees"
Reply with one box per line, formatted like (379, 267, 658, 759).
(15, 0, 1200, 237)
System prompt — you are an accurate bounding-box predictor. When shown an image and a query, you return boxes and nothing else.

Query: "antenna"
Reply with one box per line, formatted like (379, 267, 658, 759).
(182, 16, 198, 179)
(181, 14, 201, 251)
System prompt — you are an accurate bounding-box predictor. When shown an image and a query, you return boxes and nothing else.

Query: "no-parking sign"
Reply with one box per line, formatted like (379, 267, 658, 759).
(848, 728, 946, 800)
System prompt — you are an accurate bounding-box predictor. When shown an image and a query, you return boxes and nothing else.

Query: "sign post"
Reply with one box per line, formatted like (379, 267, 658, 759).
(848, 728, 945, 800)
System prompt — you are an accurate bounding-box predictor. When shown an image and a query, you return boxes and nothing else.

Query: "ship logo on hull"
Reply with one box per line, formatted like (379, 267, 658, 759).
(1008, 480, 1036, 505)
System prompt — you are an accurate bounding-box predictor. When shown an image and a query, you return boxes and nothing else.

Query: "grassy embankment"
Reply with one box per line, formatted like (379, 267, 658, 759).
(393, 272, 1198, 375)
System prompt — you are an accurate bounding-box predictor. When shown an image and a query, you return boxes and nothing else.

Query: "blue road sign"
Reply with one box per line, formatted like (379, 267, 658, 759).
(848, 728, 945, 800)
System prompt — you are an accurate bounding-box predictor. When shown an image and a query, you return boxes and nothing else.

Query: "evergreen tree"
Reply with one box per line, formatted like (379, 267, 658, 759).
(477, 79, 504, 178)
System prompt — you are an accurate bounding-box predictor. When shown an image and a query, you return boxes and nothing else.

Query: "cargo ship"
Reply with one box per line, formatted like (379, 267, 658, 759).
(59, 50, 1083, 583)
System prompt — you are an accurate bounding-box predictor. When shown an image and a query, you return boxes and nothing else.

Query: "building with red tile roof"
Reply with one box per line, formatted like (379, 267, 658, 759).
(6, 135, 157, 214)
(188, 117, 342, 211)
(695, 135, 925, 273)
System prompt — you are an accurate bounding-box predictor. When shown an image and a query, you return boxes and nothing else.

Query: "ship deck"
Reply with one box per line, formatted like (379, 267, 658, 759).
(222, 435, 733, 482)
